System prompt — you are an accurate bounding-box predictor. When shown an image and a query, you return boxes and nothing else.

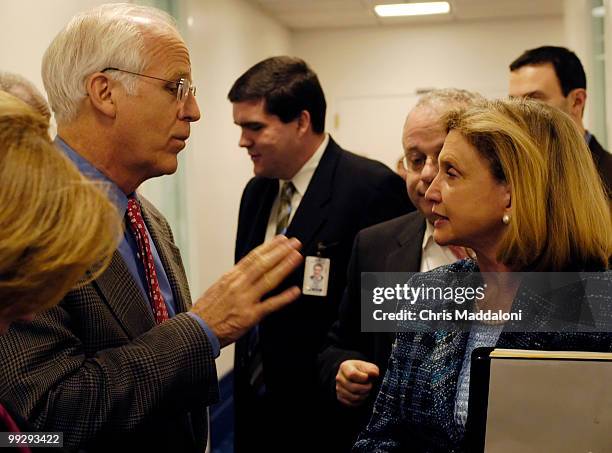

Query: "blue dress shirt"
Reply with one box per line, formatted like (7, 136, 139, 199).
(56, 137, 220, 357)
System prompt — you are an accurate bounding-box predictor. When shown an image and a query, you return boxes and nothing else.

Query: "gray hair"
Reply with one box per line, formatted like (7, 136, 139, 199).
(0, 72, 51, 119)
(414, 88, 484, 114)
(42, 3, 178, 124)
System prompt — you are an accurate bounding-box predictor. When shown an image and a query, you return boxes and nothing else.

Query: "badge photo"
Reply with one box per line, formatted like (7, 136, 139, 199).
(302, 256, 330, 297)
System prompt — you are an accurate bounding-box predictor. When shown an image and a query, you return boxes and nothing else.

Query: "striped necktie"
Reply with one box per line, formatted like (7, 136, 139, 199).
(246, 182, 296, 395)
(275, 181, 296, 235)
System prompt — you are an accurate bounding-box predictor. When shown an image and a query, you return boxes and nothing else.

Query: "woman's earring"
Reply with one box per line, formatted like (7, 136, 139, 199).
(502, 213, 511, 225)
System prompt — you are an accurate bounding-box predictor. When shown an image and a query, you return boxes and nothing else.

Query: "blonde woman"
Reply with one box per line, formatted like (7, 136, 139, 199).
(0, 91, 121, 439)
(354, 99, 611, 452)
(0, 72, 51, 120)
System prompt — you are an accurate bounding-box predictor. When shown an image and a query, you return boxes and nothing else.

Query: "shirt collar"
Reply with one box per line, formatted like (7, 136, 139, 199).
(422, 218, 435, 251)
(55, 136, 130, 215)
(585, 130, 592, 145)
(282, 133, 329, 196)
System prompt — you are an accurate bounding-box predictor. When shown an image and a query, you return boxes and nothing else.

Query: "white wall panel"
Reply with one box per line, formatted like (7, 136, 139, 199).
(293, 17, 564, 167)
(175, 0, 290, 376)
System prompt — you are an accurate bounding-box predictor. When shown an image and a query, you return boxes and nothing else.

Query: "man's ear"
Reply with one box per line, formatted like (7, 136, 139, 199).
(85, 72, 117, 118)
(568, 88, 587, 121)
(296, 110, 312, 136)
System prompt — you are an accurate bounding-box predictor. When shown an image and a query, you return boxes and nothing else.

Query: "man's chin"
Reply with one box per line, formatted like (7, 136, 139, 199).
(253, 166, 277, 179)
(153, 159, 179, 177)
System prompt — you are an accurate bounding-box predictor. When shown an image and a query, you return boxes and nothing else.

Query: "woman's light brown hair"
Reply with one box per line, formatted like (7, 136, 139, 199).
(443, 98, 611, 271)
(0, 91, 122, 313)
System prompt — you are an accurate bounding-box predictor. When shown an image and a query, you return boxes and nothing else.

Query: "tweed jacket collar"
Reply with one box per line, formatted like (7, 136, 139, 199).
(93, 197, 191, 339)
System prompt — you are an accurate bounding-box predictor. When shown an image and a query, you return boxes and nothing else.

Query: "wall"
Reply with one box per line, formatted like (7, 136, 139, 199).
(174, 0, 289, 294)
(0, 0, 112, 92)
(563, 0, 600, 139)
(171, 0, 291, 376)
(292, 16, 564, 168)
(0, 0, 116, 137)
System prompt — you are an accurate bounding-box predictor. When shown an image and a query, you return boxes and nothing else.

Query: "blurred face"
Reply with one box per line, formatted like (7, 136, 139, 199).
(509, 63, 573, 115)
(233, 99, 302, 179)
(402, 107, 447, 223)
(112, 32, 200, 185)
(425, 130, 510, 254)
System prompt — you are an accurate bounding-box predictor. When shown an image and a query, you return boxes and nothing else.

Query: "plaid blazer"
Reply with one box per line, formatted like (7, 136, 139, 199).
(353, 261, 612, 453)
(0, 198, 218, 453)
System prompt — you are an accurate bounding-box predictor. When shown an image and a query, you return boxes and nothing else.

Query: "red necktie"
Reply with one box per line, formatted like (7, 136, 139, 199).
(0, 403, 31, 453)
(126, 197, 169, 324)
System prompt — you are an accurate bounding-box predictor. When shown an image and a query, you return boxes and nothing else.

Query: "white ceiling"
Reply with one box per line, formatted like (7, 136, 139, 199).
(245, 0, 564, 30)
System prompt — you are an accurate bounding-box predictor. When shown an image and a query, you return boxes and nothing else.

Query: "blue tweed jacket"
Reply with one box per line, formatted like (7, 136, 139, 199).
(353, 260, 612, 453)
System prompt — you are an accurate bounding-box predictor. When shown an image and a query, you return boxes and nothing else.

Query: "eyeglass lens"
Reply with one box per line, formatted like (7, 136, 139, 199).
(177, 79, 196, 101)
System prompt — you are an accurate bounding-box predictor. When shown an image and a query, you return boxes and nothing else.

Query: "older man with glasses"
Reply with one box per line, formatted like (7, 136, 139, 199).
(0, 4, 303, 453)
(318, 88, 483, 451)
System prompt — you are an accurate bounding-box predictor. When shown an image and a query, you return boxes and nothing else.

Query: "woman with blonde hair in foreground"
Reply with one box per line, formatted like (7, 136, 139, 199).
(353, 99, 611, 452)
(0, 91, 121, 442)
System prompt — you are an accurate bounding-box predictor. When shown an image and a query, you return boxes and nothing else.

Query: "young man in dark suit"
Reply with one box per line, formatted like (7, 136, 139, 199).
(317, 88, 482, 451)
(229, 56, 413, 452)
(509, 45, 612, 197)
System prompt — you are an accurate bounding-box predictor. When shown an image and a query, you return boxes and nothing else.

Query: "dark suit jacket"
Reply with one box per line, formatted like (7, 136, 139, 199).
(588, 133, 612, 198)
(233, 137, 413, 452)
(317, 212, 425, 451)
(0, 198, 219, 453)
(354, 261, 612, 453)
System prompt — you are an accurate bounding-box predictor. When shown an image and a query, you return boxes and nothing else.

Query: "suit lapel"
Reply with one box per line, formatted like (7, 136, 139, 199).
(246, 179, 279, 253)
(140, 200, 192, 313)
(386, 213, 426, 272)
(588, 134, 605, 164)
(94, 250, 156, 338)
(285, 139, 340, 250)
(93, 198, 192, 338)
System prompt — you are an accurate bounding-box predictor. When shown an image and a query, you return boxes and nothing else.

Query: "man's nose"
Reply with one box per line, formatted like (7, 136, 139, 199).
(179, 94, 201, 122)
(420, 158, 438, 184)
(239, 131, 252, 148)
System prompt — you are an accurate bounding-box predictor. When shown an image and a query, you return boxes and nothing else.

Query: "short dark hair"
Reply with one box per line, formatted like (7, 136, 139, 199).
(509, 46, 586, 96)
(228, 56, 327, 133)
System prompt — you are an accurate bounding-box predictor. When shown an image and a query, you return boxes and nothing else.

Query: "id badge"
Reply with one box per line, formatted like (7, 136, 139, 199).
(302, 256, 330, 297)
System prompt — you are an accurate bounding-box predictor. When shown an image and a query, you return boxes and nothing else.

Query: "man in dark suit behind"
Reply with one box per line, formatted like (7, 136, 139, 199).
(318, 88, 483, 451)
(0, 5, 303, 452)
(228, 56, 413, 452)
(509, 45, 612, 197)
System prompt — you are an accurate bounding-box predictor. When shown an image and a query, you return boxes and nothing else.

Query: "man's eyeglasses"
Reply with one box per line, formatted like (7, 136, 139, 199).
(102, 67, 196, 102)
(402, 154, 424, 172)
(402, 153, 437, 172)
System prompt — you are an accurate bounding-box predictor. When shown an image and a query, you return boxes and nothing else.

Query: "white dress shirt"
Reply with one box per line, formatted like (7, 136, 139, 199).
(264, 134, 329, 242)
(420, 219, 458, 271)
